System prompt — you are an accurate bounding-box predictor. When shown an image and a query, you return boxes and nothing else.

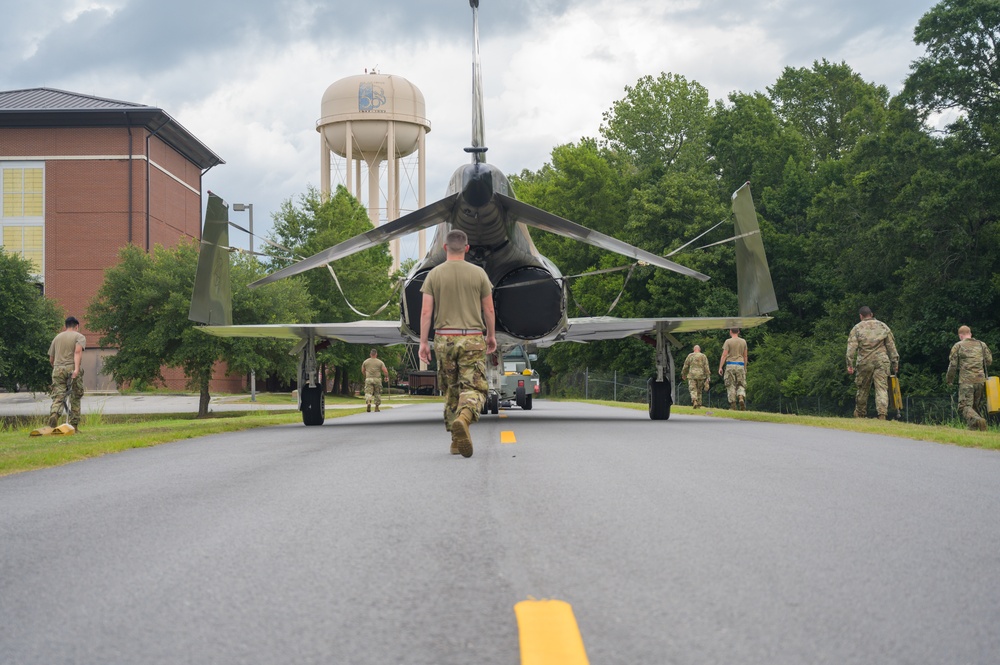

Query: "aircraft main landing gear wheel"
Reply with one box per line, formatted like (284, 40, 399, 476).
(490, 393, 499, 414)
(648, 378, 671, 420)
(301, 385, 325, 426)
(523, 395, 533, 410)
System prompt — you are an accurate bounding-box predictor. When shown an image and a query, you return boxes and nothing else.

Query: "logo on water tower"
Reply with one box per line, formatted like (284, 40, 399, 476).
(358, 83, 387, 112)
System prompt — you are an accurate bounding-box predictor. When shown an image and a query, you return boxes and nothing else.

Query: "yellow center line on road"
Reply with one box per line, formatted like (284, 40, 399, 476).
(514, 599, 590, 665)
(500, 430, 517, 444)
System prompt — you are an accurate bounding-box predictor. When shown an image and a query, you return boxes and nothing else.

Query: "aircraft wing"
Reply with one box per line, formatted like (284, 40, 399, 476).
(551, 315, 773, 344)
(249, 193, 461, 288)
(497, 194, 709, 282)
(198, 320, 411, 346)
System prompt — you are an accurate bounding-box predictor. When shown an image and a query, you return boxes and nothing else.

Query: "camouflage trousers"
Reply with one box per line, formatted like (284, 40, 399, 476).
(687, 376, 709, 407)
(50, 366, 84, 426)
(957, 383, 986, 429)
(364, 378, 383, 406)
(434, 334, 487, 431)
(854, 360, 889, 418)
(723, 365, 746, 404)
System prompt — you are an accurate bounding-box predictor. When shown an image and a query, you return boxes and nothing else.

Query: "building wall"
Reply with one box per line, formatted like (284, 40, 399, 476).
(2, 125, 242, 393)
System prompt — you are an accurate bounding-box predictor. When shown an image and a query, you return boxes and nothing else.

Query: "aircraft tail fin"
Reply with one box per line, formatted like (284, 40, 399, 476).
(188, 192, 233, 325)
(731, 183, 778, 317)
(467, 0, 487, 162)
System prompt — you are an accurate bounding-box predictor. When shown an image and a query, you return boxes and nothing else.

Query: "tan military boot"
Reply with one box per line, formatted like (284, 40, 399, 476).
(729, 401, 737, 410)
(374, 405, 380, 412)
(878, 414, 886, 420)
(974, 418, 988, 431)
(739, 396, 746, 411)
(366, 403, 371, 412)
(48, 414, 58, 428)
(451, 410, 474, 458)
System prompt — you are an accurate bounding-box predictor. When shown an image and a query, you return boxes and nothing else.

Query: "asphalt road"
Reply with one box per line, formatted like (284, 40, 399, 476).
(2, 401, 999, 664)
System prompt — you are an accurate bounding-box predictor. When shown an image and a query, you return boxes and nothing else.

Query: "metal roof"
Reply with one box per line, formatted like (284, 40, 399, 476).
(0, 87, 224, 170)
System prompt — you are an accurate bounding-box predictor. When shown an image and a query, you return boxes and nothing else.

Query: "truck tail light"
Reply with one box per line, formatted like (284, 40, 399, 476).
(517, 380, 524, 388)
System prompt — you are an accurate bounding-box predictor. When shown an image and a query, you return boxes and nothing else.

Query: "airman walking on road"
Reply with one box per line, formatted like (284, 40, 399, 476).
(681, 345, 711, 408)
(718, 328, 748, 410)
(846, 306, 899, 420)
(946, 325, 992, 431)
(361, 348, 389, 413)
(419, 229, 498, 458)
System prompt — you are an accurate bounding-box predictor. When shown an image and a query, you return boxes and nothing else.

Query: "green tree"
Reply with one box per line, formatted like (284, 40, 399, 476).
(904, 0, 1000, 144)
(266, 186, 399, 394)
(0, 249, 63, 391)
(768, 59, 890, 162)
(88, 242, 313, 416)
(600, 72, 712, 176)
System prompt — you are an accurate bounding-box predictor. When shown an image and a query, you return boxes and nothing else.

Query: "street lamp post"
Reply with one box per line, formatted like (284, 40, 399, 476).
(231, 202, 254, 255)
(232, 202, 256, 402)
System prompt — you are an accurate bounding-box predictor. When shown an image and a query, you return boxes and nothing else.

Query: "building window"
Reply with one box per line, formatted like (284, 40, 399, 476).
(1, 163, 44, 279)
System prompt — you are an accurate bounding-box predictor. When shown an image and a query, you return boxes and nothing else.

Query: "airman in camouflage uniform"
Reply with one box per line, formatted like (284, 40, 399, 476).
(846, 306, 899, 420)
(946, 325, 992, 431)
(47, 316, 86, 430)
(718, 329, 749, 410)
(419, 230, 498, 458)
(434, 335, 489, 428)
(361, 348, 389, 412)
(681, 345, 711, 408)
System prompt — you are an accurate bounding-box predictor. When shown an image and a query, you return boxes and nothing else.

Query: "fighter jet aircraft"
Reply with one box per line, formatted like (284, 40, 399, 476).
(191, 0, 777, 425)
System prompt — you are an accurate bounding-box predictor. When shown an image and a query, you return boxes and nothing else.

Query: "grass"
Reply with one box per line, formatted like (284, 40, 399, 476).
(0, 408, 364, 477)
(563, 399, 1000, 450)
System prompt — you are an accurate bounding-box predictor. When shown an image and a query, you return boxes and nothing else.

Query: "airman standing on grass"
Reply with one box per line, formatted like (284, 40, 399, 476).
(946, 325, 992, 431)
(48, 316, 86, 431)
(361, 348, 389, 413)
(681, 345, 711, 408)
(719, 329, 748, 410)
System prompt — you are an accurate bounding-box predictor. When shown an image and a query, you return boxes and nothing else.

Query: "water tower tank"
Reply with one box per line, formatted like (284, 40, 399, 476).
(318, 74, 430, 160)
(317, 73, 432, 273)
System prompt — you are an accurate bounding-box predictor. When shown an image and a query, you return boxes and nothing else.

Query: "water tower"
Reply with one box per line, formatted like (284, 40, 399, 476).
(318, 73, 431, 272)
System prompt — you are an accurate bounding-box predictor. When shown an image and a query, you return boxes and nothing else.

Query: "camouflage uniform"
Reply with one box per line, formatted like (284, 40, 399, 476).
(49, 366, 85, 427)
(681, 351, 710, 408)
(721, 336, 748, 409)
(846, 318, 899, 418)
(946, 338, 992, 430)
(434, 334, 488, 431)
(47, 326, 87, 428)
(361, 356, 387, 408)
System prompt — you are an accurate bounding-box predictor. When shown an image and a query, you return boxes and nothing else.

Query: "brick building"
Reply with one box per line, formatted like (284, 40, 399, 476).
(0, 87, 241, 391)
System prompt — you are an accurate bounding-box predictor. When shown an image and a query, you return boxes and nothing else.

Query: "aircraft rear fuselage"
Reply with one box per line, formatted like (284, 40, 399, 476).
(401, 161, 566, 343)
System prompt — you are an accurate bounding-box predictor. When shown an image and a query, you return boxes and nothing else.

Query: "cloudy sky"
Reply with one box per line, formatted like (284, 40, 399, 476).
(2, 0, 939, 256)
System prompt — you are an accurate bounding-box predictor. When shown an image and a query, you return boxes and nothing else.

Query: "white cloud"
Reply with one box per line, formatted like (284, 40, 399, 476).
(2, 0, 942, 253)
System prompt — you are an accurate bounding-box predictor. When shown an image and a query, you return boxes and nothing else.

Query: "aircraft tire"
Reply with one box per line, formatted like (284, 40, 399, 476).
(490, 393, 499, 414)
(301, 385, 326, 426)
(523, 395, 532, 410)
(648, 378, 671, 421)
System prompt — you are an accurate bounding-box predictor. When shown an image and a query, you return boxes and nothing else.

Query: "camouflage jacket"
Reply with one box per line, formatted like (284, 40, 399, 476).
(681, 352, 710, 380)
(946, 338, 992, 385)
(846, 318, 899, 369)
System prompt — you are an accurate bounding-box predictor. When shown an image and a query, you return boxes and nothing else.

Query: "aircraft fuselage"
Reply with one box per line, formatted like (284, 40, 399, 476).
(401, 161, 566, 343)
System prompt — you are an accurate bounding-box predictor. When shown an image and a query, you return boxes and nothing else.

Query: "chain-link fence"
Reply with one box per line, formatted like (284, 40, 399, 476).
(546, 368, 975, 426)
